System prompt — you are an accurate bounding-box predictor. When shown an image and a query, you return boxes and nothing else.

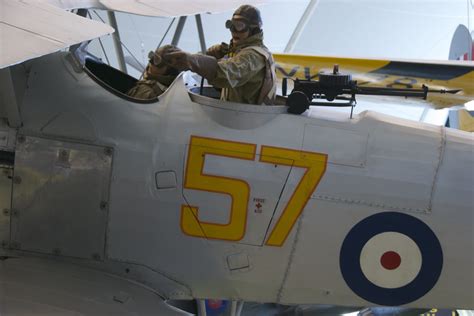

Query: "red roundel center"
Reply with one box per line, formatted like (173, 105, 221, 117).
(207, 300, 223, 310)
(380, 251, 401, 270)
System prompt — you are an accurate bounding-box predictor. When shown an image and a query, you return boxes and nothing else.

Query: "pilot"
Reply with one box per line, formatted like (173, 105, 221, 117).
(165, 5, 276, 105)
(127, 45, 180, 99)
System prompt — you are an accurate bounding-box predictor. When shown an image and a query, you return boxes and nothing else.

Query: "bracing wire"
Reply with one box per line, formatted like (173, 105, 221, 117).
(88, 11, 110, 65)
(92, 10, 149, 74)
(91, 10, 106, 25)
(128, 14, 146, 64)
(90, 11, 178, 74)
(157, 18, 176, 49)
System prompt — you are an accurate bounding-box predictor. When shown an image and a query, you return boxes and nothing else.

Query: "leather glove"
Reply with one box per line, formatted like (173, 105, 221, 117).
(206, 42, 229, 59)
(165, 52, 218, 80)
(163, 50, 191, 72)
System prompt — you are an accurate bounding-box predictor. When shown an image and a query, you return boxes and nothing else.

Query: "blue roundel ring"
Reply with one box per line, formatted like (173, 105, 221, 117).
(340, 212, 443, 306)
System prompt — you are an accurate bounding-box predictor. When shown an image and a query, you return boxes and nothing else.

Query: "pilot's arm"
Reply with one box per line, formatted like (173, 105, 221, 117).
(165, 50, 217, 80)
(165, 49, 265, 89)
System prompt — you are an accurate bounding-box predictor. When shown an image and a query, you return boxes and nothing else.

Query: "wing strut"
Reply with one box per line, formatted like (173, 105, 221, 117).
(107, 11, 127, 73)
(195, 14, 207, 53)
(284, 0, 320, 52)
(171, 17, 187, 46)
(168, 15, 207, 53)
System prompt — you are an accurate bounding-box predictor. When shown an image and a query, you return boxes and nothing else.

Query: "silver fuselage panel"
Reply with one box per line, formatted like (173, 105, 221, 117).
(0, 52, 472, 310)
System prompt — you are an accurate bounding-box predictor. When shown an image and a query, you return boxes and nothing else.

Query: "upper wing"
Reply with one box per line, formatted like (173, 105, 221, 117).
(2, 0, 268, 69)
(43, 0, 268, 17)
(0, 0, 113, 70)
(273, 53, 474, 108)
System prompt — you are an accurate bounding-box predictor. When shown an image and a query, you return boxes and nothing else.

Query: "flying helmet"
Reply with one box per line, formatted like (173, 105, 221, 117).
(225, 4, 262, 33)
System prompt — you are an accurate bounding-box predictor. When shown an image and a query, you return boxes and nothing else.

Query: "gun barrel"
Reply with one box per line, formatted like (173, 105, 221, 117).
(354, 86, 427, 98)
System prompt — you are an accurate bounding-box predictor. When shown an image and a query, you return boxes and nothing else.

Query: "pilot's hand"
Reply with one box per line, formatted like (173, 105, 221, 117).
(163, 51, 192, 72)
(206, 42, 229, 59)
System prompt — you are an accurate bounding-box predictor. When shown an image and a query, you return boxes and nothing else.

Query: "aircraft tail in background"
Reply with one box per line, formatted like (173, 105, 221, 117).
(449, 24, 473, 61)
(457, 109, 474, 132)
(448, 108, 474, 132)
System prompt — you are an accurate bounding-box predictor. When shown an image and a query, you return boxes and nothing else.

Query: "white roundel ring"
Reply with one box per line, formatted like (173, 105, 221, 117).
(339, 212, 443, 306)
(360, 232, 422, 289)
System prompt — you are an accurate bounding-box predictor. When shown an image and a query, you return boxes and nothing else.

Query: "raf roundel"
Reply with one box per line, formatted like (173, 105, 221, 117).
(339, 212, 443, 306)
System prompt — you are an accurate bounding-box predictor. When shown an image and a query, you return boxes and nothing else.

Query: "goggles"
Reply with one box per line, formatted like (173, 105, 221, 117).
(148, 50, 164, 67)
(225, 19, 250, 33)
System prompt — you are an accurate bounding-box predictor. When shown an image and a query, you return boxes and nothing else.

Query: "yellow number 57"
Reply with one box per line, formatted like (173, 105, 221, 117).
(181, 136, 327, 247)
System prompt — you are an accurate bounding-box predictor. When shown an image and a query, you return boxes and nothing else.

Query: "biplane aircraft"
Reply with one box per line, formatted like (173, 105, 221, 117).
(0, 1, 473, 315)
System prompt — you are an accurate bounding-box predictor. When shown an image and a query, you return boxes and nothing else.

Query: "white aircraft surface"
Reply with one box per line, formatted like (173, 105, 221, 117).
(0, 1, 473, 315)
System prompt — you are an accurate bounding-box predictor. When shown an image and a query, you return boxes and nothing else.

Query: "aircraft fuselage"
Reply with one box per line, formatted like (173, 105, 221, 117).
(0, 52, 472, 310)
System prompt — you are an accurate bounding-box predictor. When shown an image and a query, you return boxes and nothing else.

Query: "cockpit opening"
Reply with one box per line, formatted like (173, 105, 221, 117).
(80, 41, 286, 107)
(83, 56, 160, 104)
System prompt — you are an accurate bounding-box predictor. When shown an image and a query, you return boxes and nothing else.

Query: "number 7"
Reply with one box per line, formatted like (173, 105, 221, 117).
(260, 146, 327, 247)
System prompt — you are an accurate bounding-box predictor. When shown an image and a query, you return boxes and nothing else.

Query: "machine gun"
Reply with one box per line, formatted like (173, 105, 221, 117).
(284, 65, 461, 117)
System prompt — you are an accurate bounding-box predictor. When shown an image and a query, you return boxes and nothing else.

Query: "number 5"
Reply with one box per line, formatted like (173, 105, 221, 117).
(181, 136, 256, 241)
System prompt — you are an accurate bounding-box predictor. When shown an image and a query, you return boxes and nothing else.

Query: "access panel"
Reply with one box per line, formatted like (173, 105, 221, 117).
(11, 136, 112, 260)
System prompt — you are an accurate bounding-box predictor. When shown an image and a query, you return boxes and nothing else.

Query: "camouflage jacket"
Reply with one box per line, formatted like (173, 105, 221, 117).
(207, 32, 276, 105)
(127, 71, 175, 100)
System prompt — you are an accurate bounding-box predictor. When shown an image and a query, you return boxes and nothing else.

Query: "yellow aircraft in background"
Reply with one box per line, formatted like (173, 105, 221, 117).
(273, 53, 474, 109)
